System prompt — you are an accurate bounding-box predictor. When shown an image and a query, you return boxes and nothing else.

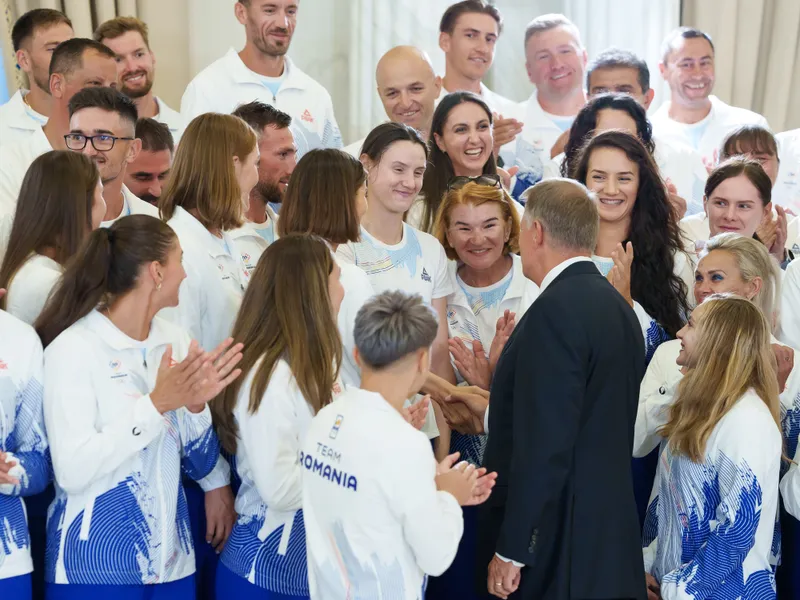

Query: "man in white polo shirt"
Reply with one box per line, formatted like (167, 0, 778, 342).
(503, 14, 588, 200)
(0, 38, 118, 219)
(0, 9, 74, 145)
(66, 87, 158, 226)
(181, 0, 341, 158)
(651, 27, 769, 170)
(436, 1, 522, 159)
(94, 16, 185, 143)
(344, 46, 441, 157)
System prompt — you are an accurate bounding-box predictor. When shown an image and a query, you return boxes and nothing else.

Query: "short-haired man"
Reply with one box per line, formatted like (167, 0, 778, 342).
(94, 16, 185, 143)
(651, 27, 769, 170)
(230, 101, 297, 273)
(344, 45, 441, 156)
(66, 87, 158, 225)
(0, 38, 118, 220)
(474, 179, 646, 599)
(125, 118, 174, 205)
(504, 14, 588, 200)
(437, 1, 522, 156)
(0, 9, 74, 144)
(581, 48, 707, 215)
(181, 0, 341, 158)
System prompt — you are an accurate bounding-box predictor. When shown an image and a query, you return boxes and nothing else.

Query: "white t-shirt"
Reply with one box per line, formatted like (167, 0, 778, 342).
(336, 223, 453, 304)
(6, 253, 62, 325)
(0, 90, 47, 147)
(775, 129, 800, 213)
(335, 258, 375, 389)
(301, 387, 463, 599)
(100, 186, 159, 228)
(153, 96, 185, 145)
(159, 206, 250, 352)
(650, 95, 769, 169)
(0, 125, 53, 221)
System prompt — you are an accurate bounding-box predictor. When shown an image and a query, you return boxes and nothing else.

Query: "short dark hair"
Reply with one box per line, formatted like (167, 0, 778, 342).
(705, 157, 772, 207)
(68, 87, 138, 128)
(12, 8, 72, 52)
(587, 48, 650, 94)
(661, 27, 714, 63)
(232, 101, 292, 135)
(361, 121, 428, 165)
(136, 118, 175, 154)
(50, 38, 116, 77)
(440, 0, 502, 35)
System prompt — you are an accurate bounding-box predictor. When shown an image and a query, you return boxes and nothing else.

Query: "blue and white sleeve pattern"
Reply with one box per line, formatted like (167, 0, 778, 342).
(632, 301, 671, 365)
(1, 340, 50, 497)
(175, 406, 220, 481)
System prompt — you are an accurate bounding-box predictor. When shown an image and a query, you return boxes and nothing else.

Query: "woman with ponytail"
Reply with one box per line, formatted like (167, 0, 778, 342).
(36, 215, 244, 600)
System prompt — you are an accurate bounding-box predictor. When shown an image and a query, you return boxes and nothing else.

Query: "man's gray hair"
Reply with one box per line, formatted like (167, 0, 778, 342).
(521, 179, 599, 253)
(524, 13, 582, 50)
(354, 291, 439, 369)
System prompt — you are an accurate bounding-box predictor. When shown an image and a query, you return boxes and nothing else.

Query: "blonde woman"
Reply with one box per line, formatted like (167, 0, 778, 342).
(645, 295, 782, 599)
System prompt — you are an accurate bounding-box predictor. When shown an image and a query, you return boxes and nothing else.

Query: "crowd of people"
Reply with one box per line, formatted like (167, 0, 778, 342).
(1, 1, 800, 599)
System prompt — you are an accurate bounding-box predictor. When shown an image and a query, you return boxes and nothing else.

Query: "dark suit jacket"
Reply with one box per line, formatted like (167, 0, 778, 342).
(477, 260, 647, 600)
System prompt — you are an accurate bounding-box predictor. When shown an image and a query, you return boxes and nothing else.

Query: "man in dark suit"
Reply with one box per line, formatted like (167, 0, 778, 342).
(469, 178, 647, 600)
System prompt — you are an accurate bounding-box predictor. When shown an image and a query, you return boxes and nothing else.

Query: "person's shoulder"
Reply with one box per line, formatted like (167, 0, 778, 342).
(408, 224, 445, 255)
(188, 50, 237, 84)
(0, 308, 40, 353)
(715, 390, 782, 452)
(711, 96, 766, 125)
(44, 314, 94, 359)
(286, 59, 334, 102)
(338, 260, 374, 291)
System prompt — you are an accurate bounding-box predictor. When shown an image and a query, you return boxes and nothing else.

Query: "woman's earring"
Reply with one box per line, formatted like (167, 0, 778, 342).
(156, 281, 162, 291)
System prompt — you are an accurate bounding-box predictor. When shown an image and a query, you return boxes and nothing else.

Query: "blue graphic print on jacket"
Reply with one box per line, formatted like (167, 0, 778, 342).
(0, 369, 51, 580)
(45, 408, 219, 585)
(652, 440, 779, 599)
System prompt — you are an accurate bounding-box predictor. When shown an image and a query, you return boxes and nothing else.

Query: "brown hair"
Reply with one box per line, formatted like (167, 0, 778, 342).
(440, 1, 503, 35)
(524, 13, 581, 49)
(660, 295, 780, 462)
(136, 118, 174, 154)
(36, 215, 177, 347)
(212, 234, 342, 454)
(0, 151, 98, 310)
(705, 156, 772, 206)
(12, 8, 72, 51)
(278, 149, 365, 244)
(159, 113, 257, 231)
(434, 181, 520, 260)
(720, 125, 779, 161)
(94, 16, 150, 48)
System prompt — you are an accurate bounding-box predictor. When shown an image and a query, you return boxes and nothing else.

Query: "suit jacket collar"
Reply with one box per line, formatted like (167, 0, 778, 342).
(539, 256, 594, 293)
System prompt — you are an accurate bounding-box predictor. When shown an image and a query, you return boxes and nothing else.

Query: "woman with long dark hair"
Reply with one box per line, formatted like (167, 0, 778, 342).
(556, 93, 705, 216)
(0, 151, 105, 325)
(36, 215, 243, 600)
(571, 130, 692, 354)
(411, 91, 499, 233)
(278, 149, 372, 388)
(212, 234, 344, 600)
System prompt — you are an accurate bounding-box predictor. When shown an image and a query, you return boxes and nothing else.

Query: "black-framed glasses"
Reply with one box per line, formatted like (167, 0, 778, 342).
(447, 174, 502, 191)
(64, 133, 134, 151)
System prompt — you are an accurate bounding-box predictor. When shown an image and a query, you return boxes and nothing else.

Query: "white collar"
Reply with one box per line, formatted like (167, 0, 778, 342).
(222, 48, 304, 91)
(539, 256, 593, 293)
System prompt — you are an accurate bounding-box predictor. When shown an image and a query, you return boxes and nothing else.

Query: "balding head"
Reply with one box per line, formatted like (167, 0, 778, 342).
(375, 46, 441, 138)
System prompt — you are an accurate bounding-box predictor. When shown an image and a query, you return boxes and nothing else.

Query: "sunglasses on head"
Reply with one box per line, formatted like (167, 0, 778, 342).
(447, 174, 502, 191)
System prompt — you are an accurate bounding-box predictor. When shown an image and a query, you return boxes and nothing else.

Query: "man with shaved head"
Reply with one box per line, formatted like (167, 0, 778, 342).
(344, 45, 442, 156)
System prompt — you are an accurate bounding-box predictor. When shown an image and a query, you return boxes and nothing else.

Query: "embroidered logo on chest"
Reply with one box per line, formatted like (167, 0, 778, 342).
(0, 360, 7, 371)
(301, 109, 315, 123)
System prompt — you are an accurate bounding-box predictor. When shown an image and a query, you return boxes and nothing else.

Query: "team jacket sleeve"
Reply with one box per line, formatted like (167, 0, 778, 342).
(238, 368, 304, 512)
(779, 261, 800, 349)
(660, 411, 781, 600)
(179, 78, 210, 124)
(177, 405, 222, 481)
(1, 333, 51, 497)
(632, 301, 671, 364)
(321, 94, 343, 149)
(634, 344, 682, 458)
(391, 434, 463, 576)
(159, 260, 207, 349)
(43, 338, 165, 495)
(496, 301, 587, 564)
(781, 444, 800, 520)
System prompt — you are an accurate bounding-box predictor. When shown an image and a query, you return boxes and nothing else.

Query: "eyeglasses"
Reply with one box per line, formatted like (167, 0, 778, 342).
(447, 174, 502, 191)
(64, 133, 134, 151)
